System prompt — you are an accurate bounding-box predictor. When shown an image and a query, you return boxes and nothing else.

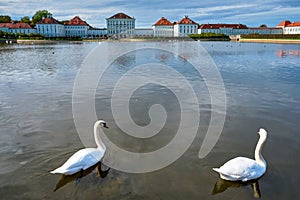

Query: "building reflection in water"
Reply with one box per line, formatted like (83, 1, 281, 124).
(277, 49, 300, 58)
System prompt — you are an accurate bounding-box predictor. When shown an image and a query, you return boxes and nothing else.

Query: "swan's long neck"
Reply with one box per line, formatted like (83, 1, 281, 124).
(254, 134, 267, 166)
(94, 121, 106, 151)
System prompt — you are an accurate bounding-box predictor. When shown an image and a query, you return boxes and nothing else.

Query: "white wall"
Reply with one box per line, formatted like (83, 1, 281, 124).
(107, 18, 135, 36)
(153, 25, 173, 37)
(284, 26, 300, 34)
(36, 24, 65, 37)
(65, 25, 88, 37)
(174, 24, 198, 37)
(10, 28, 37, 34)
(198, 27, 283, 35)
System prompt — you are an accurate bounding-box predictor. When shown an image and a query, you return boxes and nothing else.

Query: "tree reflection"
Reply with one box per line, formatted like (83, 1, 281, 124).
(212, 178, 262, 199)
(53, 162, 110, 192)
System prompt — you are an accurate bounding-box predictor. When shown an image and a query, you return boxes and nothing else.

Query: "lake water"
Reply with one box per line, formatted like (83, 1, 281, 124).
(0, 41, 299, 199)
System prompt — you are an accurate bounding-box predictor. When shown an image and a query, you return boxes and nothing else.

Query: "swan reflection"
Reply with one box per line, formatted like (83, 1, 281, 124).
(212, 178, 261, 199)
(53, 162, 110, 192)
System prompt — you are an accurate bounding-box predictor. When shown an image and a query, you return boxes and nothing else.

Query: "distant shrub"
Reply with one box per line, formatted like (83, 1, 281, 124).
(0, 30, 16, 39)
(0, 31, 44, 39)
(189, 33, 230, 40)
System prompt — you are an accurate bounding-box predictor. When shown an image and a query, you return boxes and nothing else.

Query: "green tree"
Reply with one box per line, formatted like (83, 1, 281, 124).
(0, 15, 11, 23)
(32, 10, 52, 24)
(20, 16, 31, 24)
(61, 20, 69, 24)
(260, 24, 267, 28)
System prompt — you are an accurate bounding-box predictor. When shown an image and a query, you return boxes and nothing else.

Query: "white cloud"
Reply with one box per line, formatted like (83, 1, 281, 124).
(222, 5, 300, 26)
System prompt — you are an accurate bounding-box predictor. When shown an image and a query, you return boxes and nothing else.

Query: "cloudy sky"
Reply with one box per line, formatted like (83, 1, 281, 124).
(1, 0, 300, 28)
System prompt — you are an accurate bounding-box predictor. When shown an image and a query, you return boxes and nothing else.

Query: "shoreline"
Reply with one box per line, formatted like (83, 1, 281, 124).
(16, 39, 83, 44)
(3, 38, 300, 45)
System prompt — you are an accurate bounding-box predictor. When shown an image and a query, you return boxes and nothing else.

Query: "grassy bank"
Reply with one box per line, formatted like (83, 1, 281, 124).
(239, 38, 300, 44)
(240, 34, 300, 43)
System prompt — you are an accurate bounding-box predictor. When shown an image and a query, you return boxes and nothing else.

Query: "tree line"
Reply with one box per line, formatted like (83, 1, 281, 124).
(189, 33, 230, 41)
(0, 10, 52, 26)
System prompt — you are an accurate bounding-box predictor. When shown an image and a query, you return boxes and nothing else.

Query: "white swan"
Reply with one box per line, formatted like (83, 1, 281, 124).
(51, 120, 109, 175)
(213, 128, 268, 182)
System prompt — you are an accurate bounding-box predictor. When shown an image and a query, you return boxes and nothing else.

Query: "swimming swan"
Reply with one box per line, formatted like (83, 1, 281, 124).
(51, 120, 109, 175)
(213, 128, 267, 182)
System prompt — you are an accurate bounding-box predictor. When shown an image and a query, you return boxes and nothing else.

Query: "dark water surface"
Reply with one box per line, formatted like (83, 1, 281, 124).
(0, 41, 299, 199)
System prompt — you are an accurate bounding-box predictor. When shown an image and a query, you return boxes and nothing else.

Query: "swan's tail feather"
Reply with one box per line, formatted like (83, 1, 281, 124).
(50, 169, 60, 174)
(50, 166, 81, 175)
(212, 168, 221, 173)
(50, 167, 65, 174)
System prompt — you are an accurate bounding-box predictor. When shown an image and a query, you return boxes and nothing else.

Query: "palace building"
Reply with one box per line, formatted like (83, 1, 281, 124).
(277, 20, 300, 34)
(174, 16, 198, 37)
(152, 17, 174, 37)
(106, 13, 135, 36)
(1, 11, 298, 39)
(198, 23, 283, 35)
(36, 17, 65, 37)
(35, 16, 107, 38)
(65, 16, 107, 38)
(65, 16, 90, 38)
(152, 16, 198, 37)
(0, 22, 36, 34)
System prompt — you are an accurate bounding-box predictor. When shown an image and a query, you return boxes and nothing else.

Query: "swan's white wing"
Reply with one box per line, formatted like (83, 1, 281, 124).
(51, 148, 105, 175)
(213, 157, 265, 181)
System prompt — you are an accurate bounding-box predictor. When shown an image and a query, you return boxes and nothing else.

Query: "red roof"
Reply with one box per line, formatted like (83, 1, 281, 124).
(286, 22, 300, 27)
(177, 16, 198, 25)
(277, 20, 292, 27)
(0, 23, 11, 28)
(65, 16, 90, 26)
(199, 23, 248, 29)
(153, 17, 173, 26)
(36, 17, 62, 24)
(108, 13, 133, 19)
(0, 22, 32, 29)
